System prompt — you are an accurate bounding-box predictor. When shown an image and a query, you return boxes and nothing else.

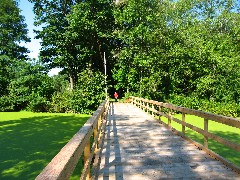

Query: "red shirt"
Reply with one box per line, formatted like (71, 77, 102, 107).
(114, 92, 118, 98)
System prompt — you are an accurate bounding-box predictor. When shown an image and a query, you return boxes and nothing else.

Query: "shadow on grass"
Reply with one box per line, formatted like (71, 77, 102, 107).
(0, 114, 90, 180)
(209, 131, 240, 167)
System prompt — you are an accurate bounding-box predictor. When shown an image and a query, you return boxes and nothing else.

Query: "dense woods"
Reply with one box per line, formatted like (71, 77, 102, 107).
(0, 0, 239, 117)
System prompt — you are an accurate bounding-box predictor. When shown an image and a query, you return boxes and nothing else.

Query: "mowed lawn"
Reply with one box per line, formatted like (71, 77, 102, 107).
(0, 112, 90, 180)
(160, 114, 240, 167)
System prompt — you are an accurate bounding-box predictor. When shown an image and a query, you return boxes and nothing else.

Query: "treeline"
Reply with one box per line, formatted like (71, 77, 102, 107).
(1, 0, 239, 116)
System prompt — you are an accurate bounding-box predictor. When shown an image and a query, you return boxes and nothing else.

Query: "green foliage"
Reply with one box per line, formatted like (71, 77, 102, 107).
(112, 0, 239, 117)
(0, 60, 70, 112)
(0, 55, 12, 96)
(1, 0, 238, 116)
(113, 0, 165, 95)
(50, 69, 105, 114)
(30, 0, 115, 88)
(0, 0, 29, 97)
(6, 61, 53, 111)
(49, 91, 74, 113)
(27, 94, 49, 112)
(0, 96, 14, 112)
(169, 94, 240, 117)
(0, 0, 29, 60)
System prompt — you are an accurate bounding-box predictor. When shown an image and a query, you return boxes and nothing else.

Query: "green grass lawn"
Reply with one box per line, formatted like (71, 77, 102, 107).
(160, 114, 240, 167)
(0, 112, 91, 180)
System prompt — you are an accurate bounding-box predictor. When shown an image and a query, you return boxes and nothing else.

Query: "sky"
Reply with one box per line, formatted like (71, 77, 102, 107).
(18, 0, 61, 76)
(18, 0, 41, 59)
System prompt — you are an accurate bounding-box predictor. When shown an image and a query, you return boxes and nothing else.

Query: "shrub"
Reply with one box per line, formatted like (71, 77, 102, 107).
(49, 69, 105, 114)
(27, 95, 49, 112)
(49, 91, 73, 113)
(0, 96, 14, 112)
(169, 94, 240, 118)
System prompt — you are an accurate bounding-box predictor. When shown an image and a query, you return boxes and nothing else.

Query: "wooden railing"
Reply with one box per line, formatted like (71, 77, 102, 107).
(36, 99, 109, 180)
(130, 96, 240, 173)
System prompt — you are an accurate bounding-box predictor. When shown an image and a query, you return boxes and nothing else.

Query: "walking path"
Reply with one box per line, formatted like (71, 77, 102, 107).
(96, 103, 240, 179)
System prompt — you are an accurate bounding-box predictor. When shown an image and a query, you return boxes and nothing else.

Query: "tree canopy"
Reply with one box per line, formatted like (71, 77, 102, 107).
(0, 0, 30, 95)
(0, 0, 239, 116)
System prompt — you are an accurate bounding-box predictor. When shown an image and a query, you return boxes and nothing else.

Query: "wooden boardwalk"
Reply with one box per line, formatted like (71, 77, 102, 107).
(96, 103, 240, 180)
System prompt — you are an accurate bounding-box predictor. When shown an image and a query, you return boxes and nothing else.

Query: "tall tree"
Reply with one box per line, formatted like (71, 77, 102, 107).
(165, 0, 240, 102)
(113, 0, 171, 99)
(30, 0, 115, 89)
(29, 0, 77, 88)
(0, 0, 30, 96)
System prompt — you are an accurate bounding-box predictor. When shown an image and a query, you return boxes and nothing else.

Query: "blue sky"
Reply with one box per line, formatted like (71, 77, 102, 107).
(19, 0, 61, 75)
(19, 0, 41, 59)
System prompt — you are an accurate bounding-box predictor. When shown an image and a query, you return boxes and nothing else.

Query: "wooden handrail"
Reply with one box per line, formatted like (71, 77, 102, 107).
(131, 97, 240, 128)
(130, 96, 240, 173)
(36, 99, 109, 180)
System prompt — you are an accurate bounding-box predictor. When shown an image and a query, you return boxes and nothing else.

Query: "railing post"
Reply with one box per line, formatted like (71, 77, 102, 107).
(158, 105, 162, 122)
(151, 103, 154, 117)
(95, 114, 102, 152)
(147, 102, 149, 113)
(182, 113, 185, 136)
(204, 118, 208, 149)
(98, 114, 103, 146)
(94, 124, 98, 153)
(168, 108, 172, 127)
(84, 141, 90, 180)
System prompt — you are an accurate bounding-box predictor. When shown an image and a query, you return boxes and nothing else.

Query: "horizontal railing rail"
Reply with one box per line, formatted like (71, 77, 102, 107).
(36, 99, 109, 180)
(130, 96, 240, 173)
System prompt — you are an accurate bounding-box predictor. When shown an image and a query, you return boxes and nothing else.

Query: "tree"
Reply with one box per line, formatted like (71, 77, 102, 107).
(0, 0, 30, 96)
(112, 0, 171, 99)
(65, 0, 115, 76)
(30, 0, 115, 89)
(165, 0, 240, 102)
(6, 60, 54, 111)
(29, 0, 77, 88)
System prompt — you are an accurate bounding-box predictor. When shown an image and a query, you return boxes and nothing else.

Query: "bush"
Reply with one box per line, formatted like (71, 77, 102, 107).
(49, 91, 73, 113)
(49, 69, 106, 114)
(73, 69, 105, 114)
(169, 94, 240, 118)
(0, 96, 14, 112)
(27, 95, 49, 112)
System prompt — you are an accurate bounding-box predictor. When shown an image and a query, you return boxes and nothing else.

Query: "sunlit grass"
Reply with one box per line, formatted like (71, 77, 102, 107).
(159, 114, 240, 167)
(0, 112, 91, 180)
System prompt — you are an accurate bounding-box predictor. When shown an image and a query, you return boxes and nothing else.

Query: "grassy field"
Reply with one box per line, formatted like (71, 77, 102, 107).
(0, 112, 90, 180)
(1, 111, 239, 179)
(160, 114, 240, 167)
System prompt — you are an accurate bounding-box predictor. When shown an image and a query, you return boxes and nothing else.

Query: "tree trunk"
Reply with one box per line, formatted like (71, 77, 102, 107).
(69, 74, 74, 90)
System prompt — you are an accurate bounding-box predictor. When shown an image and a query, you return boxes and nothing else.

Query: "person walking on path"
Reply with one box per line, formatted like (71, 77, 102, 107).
(114, 92, 118, 102)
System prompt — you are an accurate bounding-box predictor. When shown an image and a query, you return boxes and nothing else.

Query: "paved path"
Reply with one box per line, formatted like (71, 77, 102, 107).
(96, 103, 240, 179)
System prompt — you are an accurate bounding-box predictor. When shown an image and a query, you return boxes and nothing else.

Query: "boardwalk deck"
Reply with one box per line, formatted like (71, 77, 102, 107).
(96, 103, 240, 180)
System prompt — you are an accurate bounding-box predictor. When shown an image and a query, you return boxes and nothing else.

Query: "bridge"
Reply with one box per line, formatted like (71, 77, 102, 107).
(36, 97, 240, 179)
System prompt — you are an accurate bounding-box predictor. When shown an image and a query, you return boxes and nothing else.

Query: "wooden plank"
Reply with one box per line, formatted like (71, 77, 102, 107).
(131, 96, 240, 128)
(162, 102, 239, 128)
(169, 115, 240, 152)
(204, 118, 208, 149)
(134, 97, 240, 152)
(83, 141, 90, 180)
(97, 103, 240, 180)
(153, 115, 240, 174)
(182, 113, 185, 135)
(91, 112, 108, 179)
(168, 109, 172, 127)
